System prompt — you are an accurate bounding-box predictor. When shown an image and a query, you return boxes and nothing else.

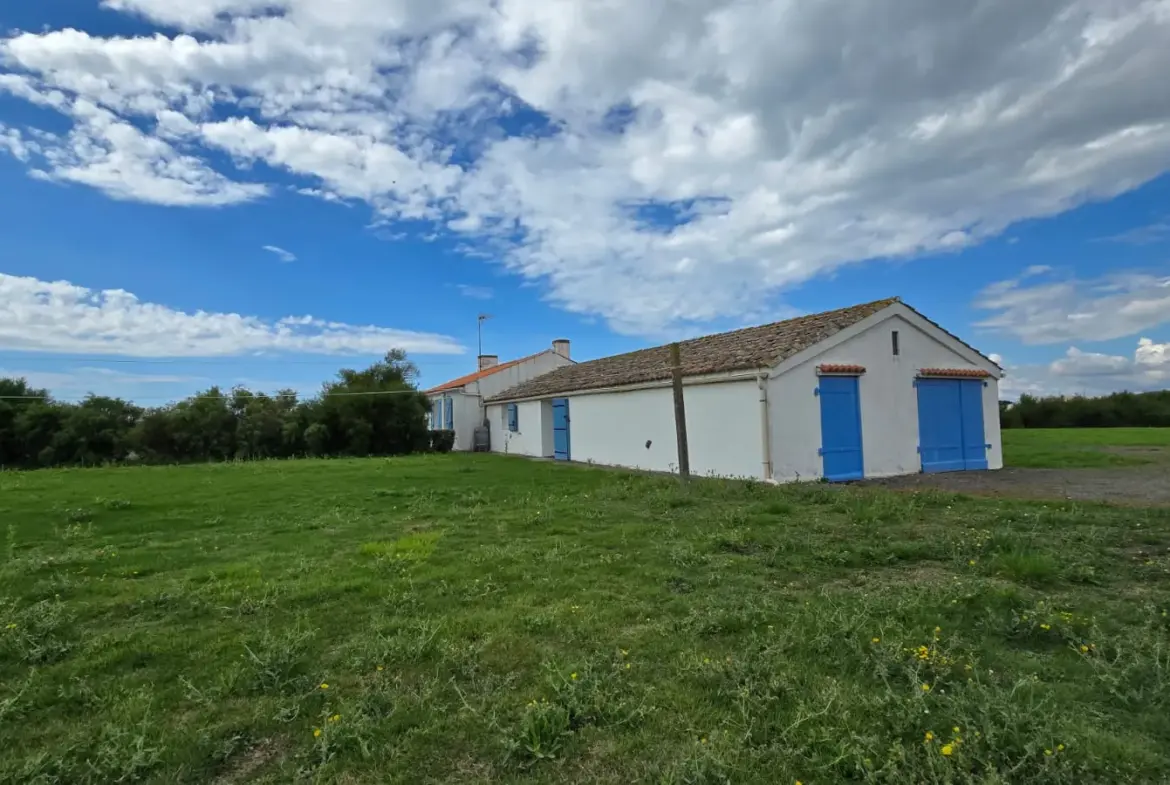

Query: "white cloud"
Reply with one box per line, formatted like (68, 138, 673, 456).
(5, 98, 269, 206)
(262, 244, 297, 262)
(2, 1, 1170, 332)
(0, 272, 465, 357)
(1050, 347, 1134, 376)
(0, 365, 209, 401)
(1100, 218, 1170, 245)
(995, 336, 1170, 399)
(975, 267, 1170, 344)
(455, 284, 493, 300)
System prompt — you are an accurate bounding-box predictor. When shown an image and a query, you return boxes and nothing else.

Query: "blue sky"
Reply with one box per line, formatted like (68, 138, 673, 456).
(1, 0, 1168, 402)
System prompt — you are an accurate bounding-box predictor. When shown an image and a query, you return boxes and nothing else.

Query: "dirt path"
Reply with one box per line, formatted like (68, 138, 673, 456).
(864, 465, 1170, 506)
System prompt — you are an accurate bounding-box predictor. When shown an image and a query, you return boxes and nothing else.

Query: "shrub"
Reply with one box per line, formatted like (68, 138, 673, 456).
(430, 430, 455, 453)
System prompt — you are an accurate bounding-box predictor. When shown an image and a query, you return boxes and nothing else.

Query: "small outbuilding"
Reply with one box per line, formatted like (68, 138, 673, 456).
(483, 298, 1003, 482)
(426, 340, 573, 451)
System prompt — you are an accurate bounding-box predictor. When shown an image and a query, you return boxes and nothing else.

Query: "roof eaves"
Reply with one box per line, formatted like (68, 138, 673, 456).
(898, 301, 1002, 371)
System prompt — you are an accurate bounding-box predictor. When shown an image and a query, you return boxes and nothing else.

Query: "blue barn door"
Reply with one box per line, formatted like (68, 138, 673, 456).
(917, 379, 987, 472)
(552, 398, 571, 461)
(817, 375, 864, 481)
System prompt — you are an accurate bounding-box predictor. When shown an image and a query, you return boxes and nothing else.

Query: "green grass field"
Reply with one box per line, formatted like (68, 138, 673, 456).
(2, 456, 1170, 783)
(1003, 427, 1170, 468)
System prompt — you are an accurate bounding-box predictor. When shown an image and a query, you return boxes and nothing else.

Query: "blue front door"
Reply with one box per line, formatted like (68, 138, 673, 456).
(917, 379, 988, 472)
(552, 398, 570, 461)
(818, 375, 864, 481)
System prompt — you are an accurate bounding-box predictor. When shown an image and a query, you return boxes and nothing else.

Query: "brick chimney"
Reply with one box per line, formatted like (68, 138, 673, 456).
(478, 354, 499, 371)
(552, 339, 570, 359)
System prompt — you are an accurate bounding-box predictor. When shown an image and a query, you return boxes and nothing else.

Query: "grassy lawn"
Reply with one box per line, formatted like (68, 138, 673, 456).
(1003, 427, 1170, 468)
(2, 456, 1170, 784)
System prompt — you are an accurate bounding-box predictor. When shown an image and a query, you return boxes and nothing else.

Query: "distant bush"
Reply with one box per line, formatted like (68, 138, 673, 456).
(430, 430, 455, 453)
(1001, 390, 1170, 429)
(0, 350, 435, 469)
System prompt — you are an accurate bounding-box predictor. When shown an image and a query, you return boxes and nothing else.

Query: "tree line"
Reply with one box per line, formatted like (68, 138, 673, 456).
(1000, 389, 1170, 429)
(0, 351, 453, 469)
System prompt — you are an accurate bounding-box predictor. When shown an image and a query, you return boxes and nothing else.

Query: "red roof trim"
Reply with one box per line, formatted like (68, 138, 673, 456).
(817, 364, 866, 375)
(918, 368, 993, 378)
(426, 352, 545, 394)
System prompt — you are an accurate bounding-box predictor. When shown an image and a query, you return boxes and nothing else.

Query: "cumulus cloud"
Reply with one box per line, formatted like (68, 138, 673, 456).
(975, 267, 1170, 344)
(2, 1, 1170, 332)
(995, 336, 1170, 399)
(0, 273, 465, 357)
(262, 244, 297, 262)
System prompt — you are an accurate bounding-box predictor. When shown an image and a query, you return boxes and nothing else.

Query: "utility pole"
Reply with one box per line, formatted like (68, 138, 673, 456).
(669, 342, 691, 482)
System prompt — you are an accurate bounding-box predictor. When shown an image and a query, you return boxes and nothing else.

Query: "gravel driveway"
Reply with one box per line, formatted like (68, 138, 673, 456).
(864, 465, 1170, 506)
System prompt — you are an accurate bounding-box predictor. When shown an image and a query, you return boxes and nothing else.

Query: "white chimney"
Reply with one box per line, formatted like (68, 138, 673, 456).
(552, 339, 570, 359)
(478, 354, 499, 370)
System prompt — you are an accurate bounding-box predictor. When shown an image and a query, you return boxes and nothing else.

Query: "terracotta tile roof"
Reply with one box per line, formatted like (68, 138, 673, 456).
(426, 352, 545, 394)
(818, 364, 866, 375)
(918, 368, 994, 378)
(486, 297, 899, 402)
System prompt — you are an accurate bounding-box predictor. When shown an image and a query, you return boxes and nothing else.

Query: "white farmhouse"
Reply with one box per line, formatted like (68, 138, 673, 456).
(483, 298, 1004, 481)
(426, 340, 573, 451)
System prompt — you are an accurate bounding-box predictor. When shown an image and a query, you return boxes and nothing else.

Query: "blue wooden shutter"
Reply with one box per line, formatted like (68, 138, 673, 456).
(444, 397, 454, 429)
(507, 403, 518, 432)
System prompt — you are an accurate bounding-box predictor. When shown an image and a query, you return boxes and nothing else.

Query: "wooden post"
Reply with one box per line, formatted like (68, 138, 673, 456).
(669, 342, 691, 482)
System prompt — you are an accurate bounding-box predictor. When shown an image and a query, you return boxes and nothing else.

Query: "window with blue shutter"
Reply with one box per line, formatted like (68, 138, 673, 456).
(507, 403, 519, 432)
(444, 397, 454, 430)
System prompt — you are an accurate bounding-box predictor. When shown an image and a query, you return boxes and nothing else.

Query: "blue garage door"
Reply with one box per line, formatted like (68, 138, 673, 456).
(552, 398, 571, 461)
(916, 379, 988, 473)
(818, 375, 864, 481)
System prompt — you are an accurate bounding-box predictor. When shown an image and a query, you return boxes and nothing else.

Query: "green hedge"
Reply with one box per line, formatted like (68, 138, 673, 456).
(430, 430, 455, 453)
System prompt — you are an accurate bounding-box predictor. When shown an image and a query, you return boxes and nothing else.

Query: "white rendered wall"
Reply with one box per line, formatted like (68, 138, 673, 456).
(429, 392, 479, 451)
(485, 400, 551, 457)
(568, 381, 763, 479)
(473, 352, 572, 399)
(767, 313, 1003, 482)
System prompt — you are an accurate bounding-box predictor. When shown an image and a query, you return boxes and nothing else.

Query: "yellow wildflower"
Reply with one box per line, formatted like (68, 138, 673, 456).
(570, 672, 578, 680)
(968, 559, 976, 566)
(871, 637, 880, 644)
(625, 663, 631, 670)
(703, 657, 710, 664)
(941, 744, 953, 756)
(1057, 744, 1065, 751)
(1044, 749, 1053, 756)
(319, 683, 328, 690)
(376, 665, 384, 671)
(700, 737, 707, 745)
(4, 623, 14, 630)
(921, 683, 931, 692)
(925, 731, 934, 741)
(1040, 623, 1051, 631)
(620, 649, 629, 657)
(329, 714, 340, 723)
(934, 626, 942, 637)
(313, 728, 321, 738)
(1080, 644, 1089, 653)
(953, 726, 960, 733)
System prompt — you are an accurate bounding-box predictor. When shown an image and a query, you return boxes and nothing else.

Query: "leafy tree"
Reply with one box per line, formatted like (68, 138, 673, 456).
(0, 349, 438, 470)
(1001, 390, 1170, 429)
